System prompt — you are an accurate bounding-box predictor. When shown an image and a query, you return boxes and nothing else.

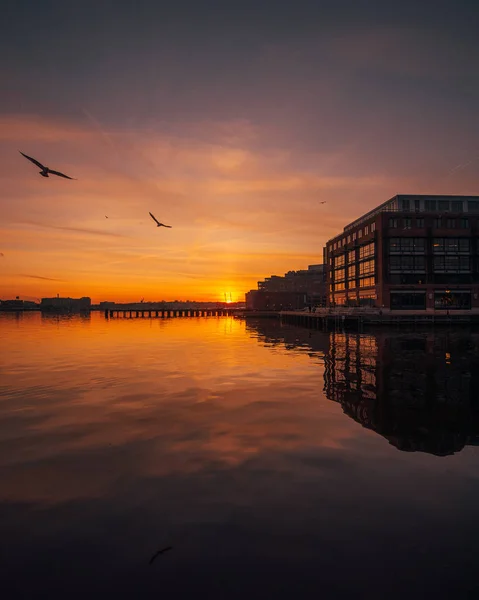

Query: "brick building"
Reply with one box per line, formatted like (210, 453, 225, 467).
(325, 194, 479, 310)
(246, 264, 326, 310)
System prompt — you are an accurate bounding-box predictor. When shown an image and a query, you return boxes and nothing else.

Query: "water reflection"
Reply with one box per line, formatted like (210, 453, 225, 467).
(248, 319, 479, 456)
(2, 313, 479, 599)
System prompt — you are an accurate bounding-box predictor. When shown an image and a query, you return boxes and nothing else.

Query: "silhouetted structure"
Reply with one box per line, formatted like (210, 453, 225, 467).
(41, 296, 91, 312)
(325, 194, 479, 309)
(246, 264, 326, 310)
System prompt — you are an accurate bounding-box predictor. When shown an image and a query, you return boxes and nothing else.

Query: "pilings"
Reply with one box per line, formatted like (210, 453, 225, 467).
(105, 308, 233, 319)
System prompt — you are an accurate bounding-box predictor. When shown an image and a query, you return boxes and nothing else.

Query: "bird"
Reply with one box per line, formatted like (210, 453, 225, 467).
(149, 546, 173, 565)
(149, 212, 172, 228)
(105, 215, 109, 219)
(320, 201, 327, 204)
(19, 151, 76, 180)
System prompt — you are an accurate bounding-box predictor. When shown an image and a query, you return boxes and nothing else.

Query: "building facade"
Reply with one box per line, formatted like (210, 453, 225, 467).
(247, 264, 327, 310)
(41, 296, 91, 311)
(325, 195, 479, 310)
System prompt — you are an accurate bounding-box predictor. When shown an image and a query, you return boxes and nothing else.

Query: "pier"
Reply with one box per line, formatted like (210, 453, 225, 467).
(105, 308, 236, 319)
(280, 308, 479, 330)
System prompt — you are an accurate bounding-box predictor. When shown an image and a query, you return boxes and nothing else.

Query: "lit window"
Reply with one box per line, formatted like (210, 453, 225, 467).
(364, 226, 369, 235)
(358, 230, 363, 238)
(371, 223, 376, 233)
(352, 232, 357, 241)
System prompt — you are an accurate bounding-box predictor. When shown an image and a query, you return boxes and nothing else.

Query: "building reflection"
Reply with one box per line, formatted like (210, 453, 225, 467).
(247, 319, 479, 456)
(325, 331, 479, 456)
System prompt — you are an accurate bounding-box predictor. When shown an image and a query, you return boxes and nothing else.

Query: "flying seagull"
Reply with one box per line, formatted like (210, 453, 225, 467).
(320, 201, 327, 204)
(19, 151, 76, 180)
(149, 212, 172, 228)
(149, 546, 173, 565)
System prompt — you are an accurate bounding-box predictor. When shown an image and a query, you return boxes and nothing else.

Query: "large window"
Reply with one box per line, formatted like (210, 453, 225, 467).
(358, 294, 376, 307)
(334, 254, 345, 267)
(335, 268, 345, 282)
(359, 242, 374, 260)
(389, 238, 425, 253)
(451, 200, 463, 211)
(425, 200, 437, 211)
(433, 256, 471, 272)
(359, 277, 375, 288)
(348, 265, 357, 280)
(434, 291, 471, 310)
(389, 256, 426, 272)
(358, 259, 375, 276)
(347, 250, 356, 264)
(334, 282, 345, 291)
(433, 238, 470, 253)
(390, 292, 426, 310)
(468, 200, 479, 213)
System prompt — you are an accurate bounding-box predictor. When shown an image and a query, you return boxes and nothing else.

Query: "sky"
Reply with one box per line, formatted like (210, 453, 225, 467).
(1, 0, 479, 303)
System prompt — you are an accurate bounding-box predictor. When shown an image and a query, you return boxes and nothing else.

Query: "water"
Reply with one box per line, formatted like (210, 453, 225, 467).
(1, 312, 479, 599)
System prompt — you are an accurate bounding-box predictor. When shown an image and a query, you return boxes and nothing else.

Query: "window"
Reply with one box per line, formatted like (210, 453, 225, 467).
(333, 243, 337, 250)
(404, 217, 412, 229)
(334, 254, 345, 267)
(348, 265, 357, 280)
(416, 217, 424, 228)
(425, 200, 437, 211)
(343, 239, 347, 247)
(438, 200, 450, 211)
(433, 256, 470, 272)
(335, 268, 346, 282)
(414, 199, 421, 212)
(359, 242, 375, 260)
(334, 282, 345, 291)
(460, 218, 469, 228)
(433, 218, 442, 228)
(389, 218, 398, 228)
(359, 277, 375, 288)
(389, 238, 425, 253)
(390, 291, 426, 310)
(364, 225, 369, 235)
(358, 230, 363, 238)
(348, 250, 356, 264)
(338, 240, 341, 248)
(446, 218, 456, 228)
(352, 232, 357, 241)
(389, 256, 426, 272)
(451, 200, 463, 211)
(434, 290, 471, 309)
(433, 238, 470, 253)
(371, 223, 376, 233)
(401, 198, 410, 210)
(347, 235, 351, 244)
(468, 200, 479, 213)
(359, 259, 375, 276)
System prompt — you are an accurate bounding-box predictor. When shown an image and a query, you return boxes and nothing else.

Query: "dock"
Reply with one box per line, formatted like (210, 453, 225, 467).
(279, 309, 479, 330)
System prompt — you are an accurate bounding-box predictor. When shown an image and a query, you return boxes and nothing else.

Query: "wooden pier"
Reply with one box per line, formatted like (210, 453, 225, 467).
(105, 308, 234, 319)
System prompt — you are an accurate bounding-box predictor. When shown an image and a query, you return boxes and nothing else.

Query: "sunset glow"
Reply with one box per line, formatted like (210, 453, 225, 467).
(1, 2, 479, 302)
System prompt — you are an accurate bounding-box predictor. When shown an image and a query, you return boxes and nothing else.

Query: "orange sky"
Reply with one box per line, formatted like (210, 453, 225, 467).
(1, 112, 479, 303)
(0, 114, 370, 302)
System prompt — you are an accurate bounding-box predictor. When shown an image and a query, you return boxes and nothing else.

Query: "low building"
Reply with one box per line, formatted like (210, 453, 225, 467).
(324, 194, 479, 310)
(245, 290, 307, 311)
(247, 264, 327, 310)
(41, 296, 91, 312)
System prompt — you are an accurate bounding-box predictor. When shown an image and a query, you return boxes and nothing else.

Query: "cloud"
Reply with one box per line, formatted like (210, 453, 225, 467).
(19, 274, 65, 282)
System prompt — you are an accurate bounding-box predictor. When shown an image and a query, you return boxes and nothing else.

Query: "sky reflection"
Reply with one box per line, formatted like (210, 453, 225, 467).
(1, 313, 479, 598)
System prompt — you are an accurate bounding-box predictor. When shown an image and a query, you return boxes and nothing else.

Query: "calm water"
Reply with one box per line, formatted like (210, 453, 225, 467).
(1, 312, 479, 599)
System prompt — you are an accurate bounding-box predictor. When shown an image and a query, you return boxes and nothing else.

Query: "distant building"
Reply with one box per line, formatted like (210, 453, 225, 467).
(0, 298, 24, 311)
(41, 296, 91, 312)
(325, 194, 479, 309)
(246, 264, 326, 310)
(245, 290, 306, 311)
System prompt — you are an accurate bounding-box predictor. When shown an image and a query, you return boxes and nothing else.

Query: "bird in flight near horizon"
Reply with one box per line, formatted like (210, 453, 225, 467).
(149, 212, 172, 228)
(19, 151, 76, 180)
(320, 201, 327, 204)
